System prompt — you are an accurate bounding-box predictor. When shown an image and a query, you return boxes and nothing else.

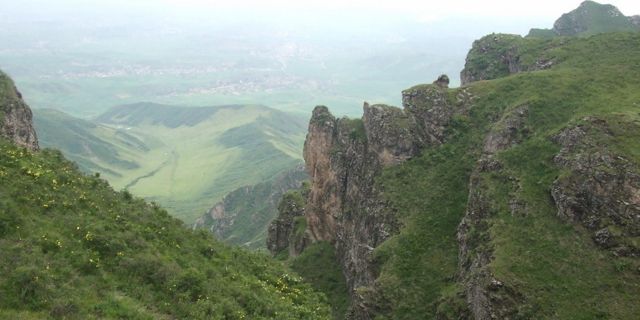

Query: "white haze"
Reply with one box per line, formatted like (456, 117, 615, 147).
(0, 1, 638, 116)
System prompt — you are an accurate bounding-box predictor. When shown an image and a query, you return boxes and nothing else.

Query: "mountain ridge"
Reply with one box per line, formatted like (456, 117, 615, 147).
(269, 2, 640, 318)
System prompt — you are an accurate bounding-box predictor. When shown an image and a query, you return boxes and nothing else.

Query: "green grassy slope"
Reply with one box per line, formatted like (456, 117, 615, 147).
(0, 139, 332, 319)
(289, 242, 351, 320)
(34, 103, 307, 223)
(34, 109, 147, 176)
(372, 32, 640, 318)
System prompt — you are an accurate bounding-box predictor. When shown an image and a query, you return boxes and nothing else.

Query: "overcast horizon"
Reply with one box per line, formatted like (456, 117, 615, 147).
(4, 0, 640, 34)
(1, 0, 639, 116)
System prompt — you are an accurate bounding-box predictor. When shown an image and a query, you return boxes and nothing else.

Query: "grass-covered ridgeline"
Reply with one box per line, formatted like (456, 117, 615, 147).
(372, 31, 640, 319)
(0, 140, 331, 319)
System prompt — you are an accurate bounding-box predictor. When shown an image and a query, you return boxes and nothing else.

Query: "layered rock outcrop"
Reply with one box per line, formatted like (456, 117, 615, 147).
(551, 118, 640, 256)
(459, 34, 554, 85)
(0, 71, 39, 151)
(267, 184, 310, 256)
(279, 76, 475, 318)
(457, 105, 530, 319)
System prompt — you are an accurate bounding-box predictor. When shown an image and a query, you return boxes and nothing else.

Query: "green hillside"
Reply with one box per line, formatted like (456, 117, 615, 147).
(0, 138, 331, 319)
(34, 103, 307, 223)
(268, 7, 640, 316)
(373, 31, 640, 318)
(34, 109, 147, 176)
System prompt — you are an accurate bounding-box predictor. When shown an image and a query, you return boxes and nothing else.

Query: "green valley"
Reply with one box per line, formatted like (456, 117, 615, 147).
(34, 103, 306, 223)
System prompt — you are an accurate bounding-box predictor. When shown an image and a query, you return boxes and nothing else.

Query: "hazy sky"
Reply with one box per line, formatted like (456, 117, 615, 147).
(6, 0, 640, 30)
(160, 0, 640, 20)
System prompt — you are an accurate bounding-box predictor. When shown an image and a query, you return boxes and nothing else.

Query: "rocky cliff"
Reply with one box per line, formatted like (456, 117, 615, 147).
(0, 71, 39, 151)
(271, 6, 640, 319)
(271, 75, 478, 318)
(551, 118, 640, 256)
(464, 2, 640, 85)
(267, 182, 310, 257)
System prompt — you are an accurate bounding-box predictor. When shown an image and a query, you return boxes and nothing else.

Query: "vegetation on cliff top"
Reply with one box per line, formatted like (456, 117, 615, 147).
(0, 139, 331, 319)
(372, 31, 640, 318)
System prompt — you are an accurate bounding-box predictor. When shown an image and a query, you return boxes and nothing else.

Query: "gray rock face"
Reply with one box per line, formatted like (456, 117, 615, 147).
(0, 71, 39, 151)
(402, 83, 471, 145)
(460, 34, 554, 85)
(631, 15, 640, 27)
(553, 1, 625, 36)
(266, 184, 310, 256)
(457, 105, 530, 319)
(290, 77, 473, 319)
(460, 34, 524, 86)
(550, 119, 640, 256)
(302, 104, 405, 319)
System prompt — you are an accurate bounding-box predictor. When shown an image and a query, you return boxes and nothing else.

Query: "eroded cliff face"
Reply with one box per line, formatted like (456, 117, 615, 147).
(267, 184, 310, 257)
(459, 34, 553, 86)
(271, 15, 640, 318)
(293, 76, 476, 318)
(302, 105, 406, 318)
(551, 118, 640, 256)
(0, 71, 39, 151)
(457, 105, 530, 319)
